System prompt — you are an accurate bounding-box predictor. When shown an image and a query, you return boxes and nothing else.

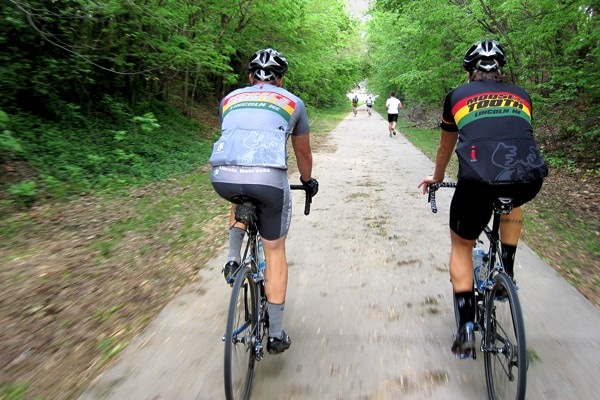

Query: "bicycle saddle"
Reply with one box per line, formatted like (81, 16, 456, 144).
(231, 195, 259, 225)
(494, 197, 514, 214)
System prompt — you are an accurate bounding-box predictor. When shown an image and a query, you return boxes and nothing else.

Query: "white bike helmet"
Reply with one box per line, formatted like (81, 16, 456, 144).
(248, 48, 288, 81)
(463, 40, 507, 72)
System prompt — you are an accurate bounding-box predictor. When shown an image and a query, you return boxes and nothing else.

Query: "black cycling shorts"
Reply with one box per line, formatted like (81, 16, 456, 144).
(388, 113, 399, 122)
(211, 166, 291, 240)
(450, 179, 543, 240)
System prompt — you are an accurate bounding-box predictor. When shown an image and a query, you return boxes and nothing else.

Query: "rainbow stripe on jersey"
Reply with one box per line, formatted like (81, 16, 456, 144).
(222, 91, 297, 122)
(452, 91, 531, 130)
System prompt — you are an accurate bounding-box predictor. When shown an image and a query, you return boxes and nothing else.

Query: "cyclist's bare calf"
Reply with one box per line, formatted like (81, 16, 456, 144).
(498, 206, 522, 276)
(262, 236, 288, 304)
(449, 231, 477, 293)
(499, 207, 523, 245)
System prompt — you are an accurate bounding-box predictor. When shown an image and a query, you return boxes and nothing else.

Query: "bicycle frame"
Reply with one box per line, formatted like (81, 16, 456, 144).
(427, 181, 512, 280)
(481, 196, 514, 278)
(428, 181, 527, 400)
(223, 184, 312, 400)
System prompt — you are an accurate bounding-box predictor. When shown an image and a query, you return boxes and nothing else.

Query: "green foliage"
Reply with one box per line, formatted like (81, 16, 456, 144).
(0, 0, 364, 209)
(7, 181, 37, 206)
(95, 337, 124, 361)
(132, 113, 161, 132)
(367, 0, 464, 103)
(1, 100, 212, 203)
(0, 131, 23, 156)
(1, 0, 362, 115)
(0, 111, 23, 156)
(367, 0, 599, 171)
(3, 0, 597, 207)
(0, 382, 38, 400)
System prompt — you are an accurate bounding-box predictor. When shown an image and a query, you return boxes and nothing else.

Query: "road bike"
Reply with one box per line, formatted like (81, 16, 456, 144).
(428, 181, 527, 400)
(367, 106, 372, 116)
(223, 185, 312, 400)
(353, 105, 358, 116)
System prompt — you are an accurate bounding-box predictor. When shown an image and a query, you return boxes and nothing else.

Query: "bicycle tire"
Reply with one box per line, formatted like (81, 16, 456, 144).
(484, 273, 527, 400)
(224, 266, 258, 400)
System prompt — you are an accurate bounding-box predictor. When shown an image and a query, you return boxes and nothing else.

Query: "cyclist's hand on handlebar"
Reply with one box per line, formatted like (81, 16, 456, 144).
(418, 176, 440, 195)
(300, 177, 319, 197)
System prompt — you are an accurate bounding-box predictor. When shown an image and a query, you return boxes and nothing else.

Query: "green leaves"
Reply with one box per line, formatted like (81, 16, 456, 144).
(366, 0, 599, 171)
(0, 110, 23, 156)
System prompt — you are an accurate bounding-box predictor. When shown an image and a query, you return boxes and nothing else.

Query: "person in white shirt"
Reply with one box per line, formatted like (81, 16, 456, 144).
(365, 96, 373, 116)
(385, 91, 402, 137)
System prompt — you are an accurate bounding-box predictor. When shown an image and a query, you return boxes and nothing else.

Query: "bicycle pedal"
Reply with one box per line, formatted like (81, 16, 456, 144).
(455, 349, 476, 360)
(455, 353, 470, 360)
(255, 345, 264, 361)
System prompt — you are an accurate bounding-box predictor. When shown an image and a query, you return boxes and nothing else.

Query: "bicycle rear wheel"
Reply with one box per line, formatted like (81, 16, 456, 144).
(224, 266, 257, 400)
(484, 273, 527, 400)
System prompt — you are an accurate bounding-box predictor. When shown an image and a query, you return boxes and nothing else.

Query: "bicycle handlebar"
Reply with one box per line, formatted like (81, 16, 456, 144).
(290, 184, 312, 215)
(427, 181, 457, 214)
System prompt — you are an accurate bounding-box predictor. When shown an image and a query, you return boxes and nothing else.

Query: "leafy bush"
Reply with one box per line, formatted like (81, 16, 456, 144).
(2, 99, 213, 201)
(8, 181, 37, 206)
(0, 131, 23, 155)
(0, 111, 23, 156)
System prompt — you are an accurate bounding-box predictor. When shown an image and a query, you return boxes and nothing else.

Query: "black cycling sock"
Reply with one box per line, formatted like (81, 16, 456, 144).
(227, 227, 245, 264)
(454, 291, 475, 328)
(501, 244, 517, 277)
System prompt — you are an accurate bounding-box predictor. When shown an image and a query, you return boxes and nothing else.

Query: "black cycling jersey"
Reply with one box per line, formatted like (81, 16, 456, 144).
(441, 79, 547, 184)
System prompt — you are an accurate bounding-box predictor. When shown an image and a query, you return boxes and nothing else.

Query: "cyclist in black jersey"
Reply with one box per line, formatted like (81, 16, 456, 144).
(418, 40, 547, 356)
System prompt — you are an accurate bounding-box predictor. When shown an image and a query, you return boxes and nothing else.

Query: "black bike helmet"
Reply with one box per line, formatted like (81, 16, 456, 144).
(248, 48, 288, 81)
(463, 40, 507, 72)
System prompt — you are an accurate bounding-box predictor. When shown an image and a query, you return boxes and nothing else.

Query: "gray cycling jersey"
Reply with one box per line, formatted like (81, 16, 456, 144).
(209, 83, 310, 169)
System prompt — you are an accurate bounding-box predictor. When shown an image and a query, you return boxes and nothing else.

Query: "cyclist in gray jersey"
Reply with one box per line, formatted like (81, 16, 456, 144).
(210, 48, 319, 355)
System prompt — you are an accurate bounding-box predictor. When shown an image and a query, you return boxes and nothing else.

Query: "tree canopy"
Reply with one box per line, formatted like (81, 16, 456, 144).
(366, 0, 599, 169)
(1, 0, 598, 206)
(1, 0, 365, 115)
(0, 0, 365, 203)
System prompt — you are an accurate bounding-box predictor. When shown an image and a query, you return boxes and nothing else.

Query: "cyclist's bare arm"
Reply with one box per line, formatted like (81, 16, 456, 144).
(291, 133, 313, 182)
(418, 129, 458, 194)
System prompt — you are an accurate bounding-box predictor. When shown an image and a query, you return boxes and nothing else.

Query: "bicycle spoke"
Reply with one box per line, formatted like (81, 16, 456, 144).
(427, 184, 528, 399)
(224, 268, 257, 400)
(484, 274, 527, 400)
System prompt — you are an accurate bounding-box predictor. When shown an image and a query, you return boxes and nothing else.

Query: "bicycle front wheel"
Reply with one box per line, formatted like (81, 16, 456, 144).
(224, 266, 257, 400)
(484, 273, 527, 400)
